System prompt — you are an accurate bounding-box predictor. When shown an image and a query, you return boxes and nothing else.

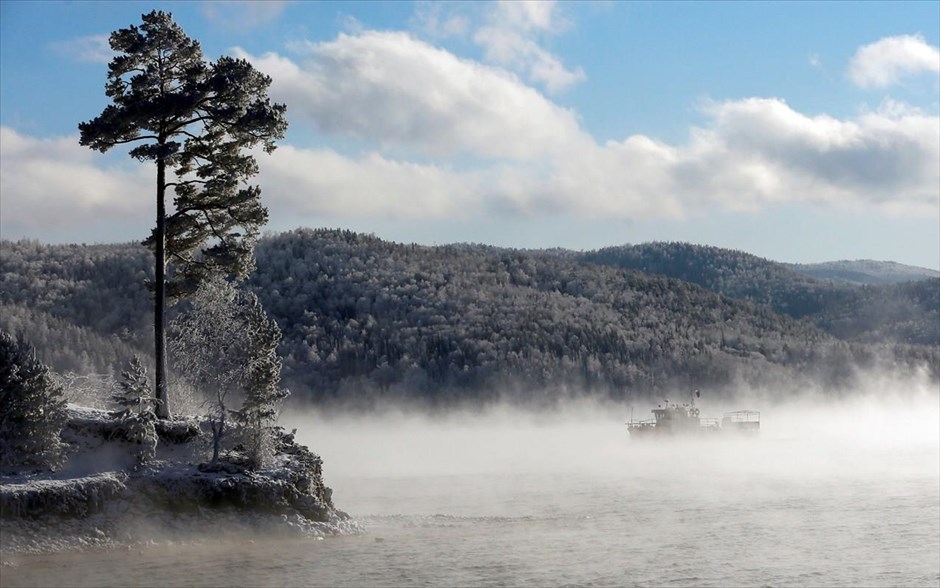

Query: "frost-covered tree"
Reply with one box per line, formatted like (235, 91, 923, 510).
(0, 331, 68, 469)
(111, 355, 151, 413)
(53, 372, 117, 409)
(170, 276, 287, 468)
(111, 355, 158, 464)
(78, 10, 288, 419)
(231, 293, 288, 469)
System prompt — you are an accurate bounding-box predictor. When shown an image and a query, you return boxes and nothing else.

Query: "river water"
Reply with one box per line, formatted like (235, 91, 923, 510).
(3, 393, 939, 587)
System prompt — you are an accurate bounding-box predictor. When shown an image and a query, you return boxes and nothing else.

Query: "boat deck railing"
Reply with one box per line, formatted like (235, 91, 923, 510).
(723, 410, 760, 423)
(626, 418, 657, 428)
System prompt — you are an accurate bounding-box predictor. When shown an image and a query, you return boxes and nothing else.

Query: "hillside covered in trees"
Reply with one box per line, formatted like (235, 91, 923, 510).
(580, 242, 939, 346)
(1, 230, 937, 407)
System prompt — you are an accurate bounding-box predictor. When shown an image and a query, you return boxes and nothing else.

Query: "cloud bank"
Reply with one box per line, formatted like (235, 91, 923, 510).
(234, 31, 938, 220)
(0, 127, 152, 232)
(3, 31, 938, 239)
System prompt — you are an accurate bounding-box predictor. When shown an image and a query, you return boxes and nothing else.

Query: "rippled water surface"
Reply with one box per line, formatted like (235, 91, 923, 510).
(4, 394, 939, 587)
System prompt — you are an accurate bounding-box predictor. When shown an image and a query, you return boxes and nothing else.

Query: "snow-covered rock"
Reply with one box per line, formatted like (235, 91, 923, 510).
(0, 472, 127, 518)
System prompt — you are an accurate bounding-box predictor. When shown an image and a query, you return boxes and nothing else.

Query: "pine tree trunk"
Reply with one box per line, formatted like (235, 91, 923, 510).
(154, 155, 170, 419)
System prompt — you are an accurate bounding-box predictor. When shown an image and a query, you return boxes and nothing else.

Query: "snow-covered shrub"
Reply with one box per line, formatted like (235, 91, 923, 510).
(0, 330, 68, 469)
(51, 372, 116, 409)
(121, 411, 157, 463)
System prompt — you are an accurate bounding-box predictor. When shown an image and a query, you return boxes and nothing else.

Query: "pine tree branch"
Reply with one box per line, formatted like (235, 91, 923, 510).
(102, 135, 161, 146)
(164, 178, 211, 189)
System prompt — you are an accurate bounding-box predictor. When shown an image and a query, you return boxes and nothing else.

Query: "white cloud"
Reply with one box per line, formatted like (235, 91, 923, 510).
(691, 98, 940, 210)
(473, 26, 585, 93)
(202, 1, 289, 30)
(48, 34, 113, 64)
(495, 0, 569, 34)
(848, 34, 940, 88)
(472, 1, 584, 93)
(236, 33, 591, 160)
(410, 1, 583, 93)
(236, 30, 936, 219)
(0, 127, 152, 234)
(256, 146, 487, 219)
(411, 2, 471, 39)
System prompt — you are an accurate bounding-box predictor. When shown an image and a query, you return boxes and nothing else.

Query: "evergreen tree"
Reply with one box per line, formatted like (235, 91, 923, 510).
(111, 354, 151, 414)
(111, 354, 158, 464)
(0, 331, 68, 469)
(78, 10, 288, 418)
(233, 293, 289, 469)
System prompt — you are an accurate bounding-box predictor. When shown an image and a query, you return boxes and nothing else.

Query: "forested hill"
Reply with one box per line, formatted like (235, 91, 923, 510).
(248, 230, 933, 402)
(250, 229, 829, 403)
(1, 231, 937, 406)
(0, 241, 153, 374)
(579, 242, 939, 346)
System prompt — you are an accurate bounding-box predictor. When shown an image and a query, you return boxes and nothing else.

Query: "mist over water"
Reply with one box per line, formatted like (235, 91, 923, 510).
(290, 379, 939, 484)
(4, 375, 938, 587)
(282, 377, 940, 587)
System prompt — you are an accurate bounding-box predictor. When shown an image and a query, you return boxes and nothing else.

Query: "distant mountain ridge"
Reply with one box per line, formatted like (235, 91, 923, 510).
(786, 260, 940, 285)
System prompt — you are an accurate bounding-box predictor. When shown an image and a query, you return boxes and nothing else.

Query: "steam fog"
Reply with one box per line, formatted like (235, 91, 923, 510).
(5, 373, 937, 587)
(284, 373, 939, 489)
(282, 376, 940, 552)
(276, 372, 939, 586)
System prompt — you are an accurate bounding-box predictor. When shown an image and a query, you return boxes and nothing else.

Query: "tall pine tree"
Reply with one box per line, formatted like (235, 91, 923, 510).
(79, 11, 287, 418)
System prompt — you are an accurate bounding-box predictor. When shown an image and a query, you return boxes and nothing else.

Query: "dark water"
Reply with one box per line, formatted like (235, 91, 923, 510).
(4, 395, 939, 587)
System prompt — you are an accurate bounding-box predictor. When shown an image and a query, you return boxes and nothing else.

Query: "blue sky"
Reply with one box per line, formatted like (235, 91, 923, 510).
(1, 1, 938, 269)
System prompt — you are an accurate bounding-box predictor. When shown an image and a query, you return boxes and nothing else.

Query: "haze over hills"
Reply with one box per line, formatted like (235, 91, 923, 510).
(1, 230, 937, 407)
(785, 260, 940, 285)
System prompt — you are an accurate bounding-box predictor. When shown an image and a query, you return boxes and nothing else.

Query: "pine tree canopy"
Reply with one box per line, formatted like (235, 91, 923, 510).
(78, 10, 288, 296)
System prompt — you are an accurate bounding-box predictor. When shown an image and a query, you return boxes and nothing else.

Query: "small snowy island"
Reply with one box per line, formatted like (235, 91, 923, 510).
(1, 404, 358, 555)
(0, 10, 362, 556)
(1, 317, 359, 556)
(0, 267, 361, 555)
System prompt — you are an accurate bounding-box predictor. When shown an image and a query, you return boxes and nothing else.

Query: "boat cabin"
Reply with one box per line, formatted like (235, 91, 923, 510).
(721, 410, 760, 433)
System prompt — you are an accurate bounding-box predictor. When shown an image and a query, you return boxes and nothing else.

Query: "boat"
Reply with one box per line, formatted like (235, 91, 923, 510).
(626, 391, 759, 437)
